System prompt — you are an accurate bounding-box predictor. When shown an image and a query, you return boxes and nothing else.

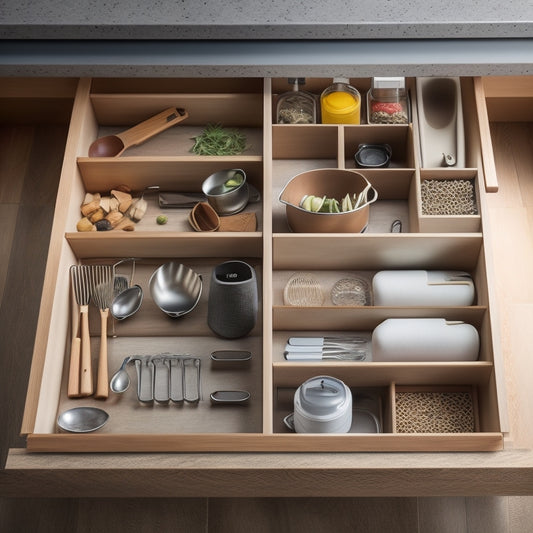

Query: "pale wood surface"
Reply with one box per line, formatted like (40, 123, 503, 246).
(3, 78, 533, 533)
(0, 75, 532, 532)
(474, 77, 499, 191)
(12, 76, 506, 455)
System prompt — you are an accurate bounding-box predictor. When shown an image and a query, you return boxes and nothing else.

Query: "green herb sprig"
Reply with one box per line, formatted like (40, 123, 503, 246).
(190, 123, 247, 156)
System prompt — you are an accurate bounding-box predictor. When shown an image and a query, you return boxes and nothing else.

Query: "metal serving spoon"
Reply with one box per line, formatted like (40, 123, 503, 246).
(111, 258, 143, 320)
(57, 407, 109, 433)
(111, 285, 143, 320)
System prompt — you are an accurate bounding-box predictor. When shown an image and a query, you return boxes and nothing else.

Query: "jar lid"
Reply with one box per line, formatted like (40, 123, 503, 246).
(355, 143, 392, 168)
(297, 376, 350, 416)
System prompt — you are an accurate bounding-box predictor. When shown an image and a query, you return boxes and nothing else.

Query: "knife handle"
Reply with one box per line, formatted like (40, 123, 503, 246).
(284, 352, 323, 361)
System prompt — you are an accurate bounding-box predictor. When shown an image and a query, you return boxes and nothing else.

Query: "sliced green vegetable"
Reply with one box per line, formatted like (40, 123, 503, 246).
(299, 192, 364, 213)
(301, 195, 314, 211)
(341, 193, 353, 212)
(225, 172, 244, 189)
(311, 195, 326, 212)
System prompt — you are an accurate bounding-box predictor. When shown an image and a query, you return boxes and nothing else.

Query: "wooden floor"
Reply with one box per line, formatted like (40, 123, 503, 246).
(1, 121, 532, 531)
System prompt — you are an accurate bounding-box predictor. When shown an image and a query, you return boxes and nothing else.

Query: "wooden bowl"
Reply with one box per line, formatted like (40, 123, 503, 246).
(278, 169, 377, 233)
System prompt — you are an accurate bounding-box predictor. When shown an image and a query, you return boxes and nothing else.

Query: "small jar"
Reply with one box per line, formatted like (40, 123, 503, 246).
(367, 77, 409, 125)
(276, 78, 316, 124)
(320, 78, 361, 124)
(293, 375, 353, 433)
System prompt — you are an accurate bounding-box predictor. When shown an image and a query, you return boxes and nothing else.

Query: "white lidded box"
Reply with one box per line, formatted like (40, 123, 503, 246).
(372, 318, 479, 362)
(293, 376, 352, 433)
(372, 270, 475, 306)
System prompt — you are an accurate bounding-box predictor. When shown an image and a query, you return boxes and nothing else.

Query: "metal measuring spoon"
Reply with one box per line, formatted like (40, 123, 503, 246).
(109, 357, 132, 394)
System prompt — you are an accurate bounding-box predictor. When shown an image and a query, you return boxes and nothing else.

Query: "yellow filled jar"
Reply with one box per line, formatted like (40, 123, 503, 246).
(321, 78, 361, 124)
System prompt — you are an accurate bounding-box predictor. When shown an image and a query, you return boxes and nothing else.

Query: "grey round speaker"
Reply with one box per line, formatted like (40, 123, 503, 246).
(207, 261, 258, 339)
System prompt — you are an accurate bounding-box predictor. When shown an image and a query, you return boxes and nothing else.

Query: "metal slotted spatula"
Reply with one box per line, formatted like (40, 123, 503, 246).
(90, 265, 113, 399)
(69, 265, 93, 397)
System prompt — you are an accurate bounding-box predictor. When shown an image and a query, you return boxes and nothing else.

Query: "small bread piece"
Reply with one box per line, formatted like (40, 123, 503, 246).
(105, 210, 124, 228)
(77, 217, 96, 232)
(108, 196, 120, 212)
(99, 196, 112, 214)
(114, 184, 131, 194)
(128, 197, 148, 222)
(114, 217, 135, 231)
(81, 192, 101, 216)
(88, 207, 105, 223)
(111, 189, 133, 213)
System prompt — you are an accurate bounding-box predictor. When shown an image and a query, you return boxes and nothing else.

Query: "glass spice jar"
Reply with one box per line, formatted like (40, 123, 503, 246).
(367, 77, 410, 125)
(320, 78, 361, 124)
(276, 78, 317, 124)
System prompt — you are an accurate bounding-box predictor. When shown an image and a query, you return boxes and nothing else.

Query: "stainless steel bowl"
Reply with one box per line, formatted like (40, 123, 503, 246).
(202, 169, 249, 215)
(149, 262, 203, 318)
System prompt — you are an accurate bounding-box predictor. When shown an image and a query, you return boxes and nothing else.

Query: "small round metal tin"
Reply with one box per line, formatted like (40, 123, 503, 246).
(354, 143, 392, 168)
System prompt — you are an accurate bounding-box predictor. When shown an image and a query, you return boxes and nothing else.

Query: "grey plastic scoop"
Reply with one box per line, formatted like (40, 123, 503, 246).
(110, 356, 132, 394)
(57, 407, 109, 433)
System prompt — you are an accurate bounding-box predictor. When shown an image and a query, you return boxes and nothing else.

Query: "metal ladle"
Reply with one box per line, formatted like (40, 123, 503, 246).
(111, 258, 143, 320)
(110, 356, 132, 394)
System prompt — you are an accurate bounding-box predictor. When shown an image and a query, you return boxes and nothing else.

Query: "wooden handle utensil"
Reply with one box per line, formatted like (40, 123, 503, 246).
(88, 107, 189, 157)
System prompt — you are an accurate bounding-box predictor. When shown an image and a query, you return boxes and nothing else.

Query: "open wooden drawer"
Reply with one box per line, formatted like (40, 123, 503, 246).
(17, 76, 506, 454)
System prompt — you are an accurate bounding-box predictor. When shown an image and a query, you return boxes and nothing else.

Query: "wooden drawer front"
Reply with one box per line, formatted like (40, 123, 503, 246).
(21, 76, 504, 453)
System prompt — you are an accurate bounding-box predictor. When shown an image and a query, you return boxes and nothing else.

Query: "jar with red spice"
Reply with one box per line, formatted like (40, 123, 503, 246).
(367, 77, 410, 125)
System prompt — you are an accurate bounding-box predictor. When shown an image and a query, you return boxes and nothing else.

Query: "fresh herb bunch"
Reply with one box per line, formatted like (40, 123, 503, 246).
(190, 124, 247, 156)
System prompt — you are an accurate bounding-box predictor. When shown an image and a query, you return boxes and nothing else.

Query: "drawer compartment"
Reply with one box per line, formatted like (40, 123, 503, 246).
(20, 76, 505, 453)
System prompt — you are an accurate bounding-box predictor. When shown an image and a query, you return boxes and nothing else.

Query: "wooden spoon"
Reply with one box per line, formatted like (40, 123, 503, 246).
(88, 107, 188, 157)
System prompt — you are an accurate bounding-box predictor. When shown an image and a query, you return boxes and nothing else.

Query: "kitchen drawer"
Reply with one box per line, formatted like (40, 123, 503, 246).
(6, 74, 533, 496)
(11, 75, 508, 455)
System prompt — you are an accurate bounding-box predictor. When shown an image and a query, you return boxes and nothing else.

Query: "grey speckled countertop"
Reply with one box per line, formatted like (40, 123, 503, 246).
(2, 0, 532, 40)
(1, 0, 533, 77)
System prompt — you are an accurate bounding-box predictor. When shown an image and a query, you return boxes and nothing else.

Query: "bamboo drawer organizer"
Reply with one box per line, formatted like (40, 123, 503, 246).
(21, 76, 505, 453)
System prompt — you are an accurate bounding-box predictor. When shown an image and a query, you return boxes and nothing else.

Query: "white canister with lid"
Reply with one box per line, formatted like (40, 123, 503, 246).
(372, 318, 479, 362)
(293, 375, 352, 433)
(372, 270, 475, 307)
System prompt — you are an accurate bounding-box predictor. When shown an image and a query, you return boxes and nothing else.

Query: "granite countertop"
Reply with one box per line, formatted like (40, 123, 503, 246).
(1, 0, 532, 77)
(1, 0, 532, 40)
